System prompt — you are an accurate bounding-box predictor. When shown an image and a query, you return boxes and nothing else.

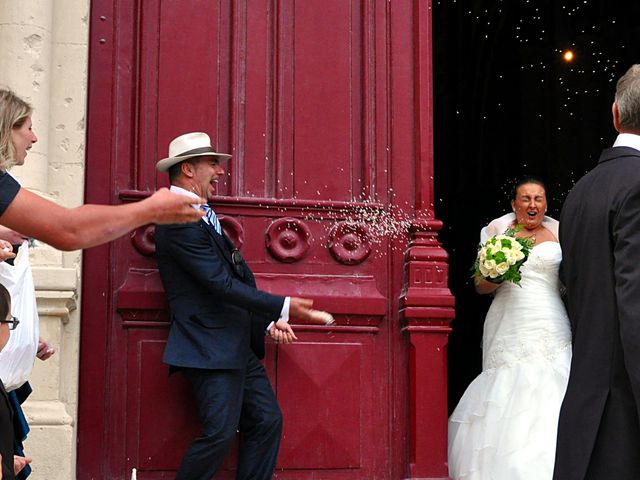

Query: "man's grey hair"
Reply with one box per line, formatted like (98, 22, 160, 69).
(615, 64, 640, 132)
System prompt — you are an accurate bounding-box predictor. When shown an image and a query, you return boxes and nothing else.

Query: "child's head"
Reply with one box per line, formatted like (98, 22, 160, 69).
(0, 283, 13, 351)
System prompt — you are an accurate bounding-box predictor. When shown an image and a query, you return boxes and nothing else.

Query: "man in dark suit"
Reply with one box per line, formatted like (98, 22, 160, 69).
(554, 64, 640, 480)
(154, 132, 319, 480)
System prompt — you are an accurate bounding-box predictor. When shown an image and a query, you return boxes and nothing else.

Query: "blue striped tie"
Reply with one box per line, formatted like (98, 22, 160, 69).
(201, 204, 222, 235)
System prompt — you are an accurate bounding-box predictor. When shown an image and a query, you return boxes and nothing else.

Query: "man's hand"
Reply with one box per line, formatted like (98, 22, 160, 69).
(269, 319, 297, 344)
(36, 338, 55, 361)
(13, 455, 31, 475)
(146, 188, 206, 224)
(290, 297, 333, 325)
(289, 297, 314, 321)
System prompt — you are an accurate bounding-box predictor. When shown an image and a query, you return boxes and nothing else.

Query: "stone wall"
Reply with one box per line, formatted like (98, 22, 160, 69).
(0, 1, 89, 478)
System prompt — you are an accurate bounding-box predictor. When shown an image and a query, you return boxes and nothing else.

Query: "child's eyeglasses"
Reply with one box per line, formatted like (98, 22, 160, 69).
(0, 317, 19, 330)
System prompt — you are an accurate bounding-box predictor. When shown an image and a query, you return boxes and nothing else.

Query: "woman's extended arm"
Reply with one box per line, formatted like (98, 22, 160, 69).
(0, 187, 204, 250)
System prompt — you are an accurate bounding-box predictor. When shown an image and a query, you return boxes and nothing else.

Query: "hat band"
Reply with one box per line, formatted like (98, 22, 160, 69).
(175, 146, 216, 157)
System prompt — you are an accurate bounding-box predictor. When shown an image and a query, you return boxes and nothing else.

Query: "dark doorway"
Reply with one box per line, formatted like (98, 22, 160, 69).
(433, 0, 640, 410)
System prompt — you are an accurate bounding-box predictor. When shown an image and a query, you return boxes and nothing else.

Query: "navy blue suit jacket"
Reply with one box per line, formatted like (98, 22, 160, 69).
(155, 218, 285, 369)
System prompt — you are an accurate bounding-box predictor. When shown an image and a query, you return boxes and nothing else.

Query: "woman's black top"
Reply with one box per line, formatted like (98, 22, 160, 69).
(0, 172, 20, 217)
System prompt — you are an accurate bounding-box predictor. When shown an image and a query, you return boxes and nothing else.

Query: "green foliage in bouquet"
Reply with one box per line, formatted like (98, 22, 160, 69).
(471, 224, 535, 286)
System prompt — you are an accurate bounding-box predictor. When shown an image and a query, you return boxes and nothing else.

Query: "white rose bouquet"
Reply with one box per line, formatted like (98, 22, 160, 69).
(472, 225, 534, 286)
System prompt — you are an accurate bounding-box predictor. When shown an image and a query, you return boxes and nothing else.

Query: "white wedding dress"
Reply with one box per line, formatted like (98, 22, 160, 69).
(448, 228, 572, 479)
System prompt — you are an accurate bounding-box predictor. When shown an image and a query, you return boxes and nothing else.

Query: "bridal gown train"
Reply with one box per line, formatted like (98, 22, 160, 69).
(448, 241, 572, 480)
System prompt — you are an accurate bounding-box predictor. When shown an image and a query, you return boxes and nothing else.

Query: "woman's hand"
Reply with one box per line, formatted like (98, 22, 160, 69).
(0, 240, 15, 261)
(13, 455, 31, 475)
(0, 226, 28, 245)
(36, 338, 55, 361)
(144, 188, 205, 224)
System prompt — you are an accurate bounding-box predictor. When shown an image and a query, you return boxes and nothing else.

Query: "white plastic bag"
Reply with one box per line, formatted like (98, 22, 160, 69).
(0, 240, 40, 391)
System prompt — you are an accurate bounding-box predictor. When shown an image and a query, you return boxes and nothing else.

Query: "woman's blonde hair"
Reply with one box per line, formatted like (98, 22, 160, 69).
(0, 89, 33, 171)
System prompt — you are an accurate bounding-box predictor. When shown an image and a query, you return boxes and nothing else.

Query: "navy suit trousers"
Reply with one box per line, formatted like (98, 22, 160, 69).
(175, 354, 282, 480)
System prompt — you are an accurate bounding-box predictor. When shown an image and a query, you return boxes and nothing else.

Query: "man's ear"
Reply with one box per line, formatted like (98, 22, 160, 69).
(181, 161, 194, 178)
(612, 101, 622, 132)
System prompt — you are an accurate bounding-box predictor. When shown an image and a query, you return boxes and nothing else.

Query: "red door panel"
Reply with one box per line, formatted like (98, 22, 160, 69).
(131, 339, 198, 471)
(278, 342, 362, 470)
(289, 0, 364, 201)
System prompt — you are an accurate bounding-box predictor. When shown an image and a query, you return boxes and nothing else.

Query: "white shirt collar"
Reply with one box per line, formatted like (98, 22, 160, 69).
(169, 185, 212, 224)
(613, 133, 640, 151)
(169, 185, 203, 204)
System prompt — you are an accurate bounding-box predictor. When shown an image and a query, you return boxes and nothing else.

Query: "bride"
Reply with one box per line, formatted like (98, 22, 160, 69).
(448, 177, 572, 480)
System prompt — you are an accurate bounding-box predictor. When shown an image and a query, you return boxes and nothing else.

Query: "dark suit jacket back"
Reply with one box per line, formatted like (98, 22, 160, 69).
(555, 147, 640, 479)
(155, 219, 285, 369)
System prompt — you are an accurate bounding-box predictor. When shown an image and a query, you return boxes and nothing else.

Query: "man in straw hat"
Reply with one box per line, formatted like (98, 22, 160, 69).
(155, 132, 321, 480)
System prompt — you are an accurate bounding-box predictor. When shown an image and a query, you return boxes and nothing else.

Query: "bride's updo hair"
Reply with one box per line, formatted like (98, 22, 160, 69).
(511, 176, 546, 201)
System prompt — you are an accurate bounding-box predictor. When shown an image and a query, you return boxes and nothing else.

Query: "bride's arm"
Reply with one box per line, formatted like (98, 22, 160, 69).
(474, 276, 502, 295)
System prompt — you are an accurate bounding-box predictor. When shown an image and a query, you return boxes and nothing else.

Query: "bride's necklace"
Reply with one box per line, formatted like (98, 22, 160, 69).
(522, 226, 544, 243)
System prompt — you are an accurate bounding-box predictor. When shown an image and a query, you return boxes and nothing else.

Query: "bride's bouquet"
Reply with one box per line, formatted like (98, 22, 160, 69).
(472, 225, 534, 286)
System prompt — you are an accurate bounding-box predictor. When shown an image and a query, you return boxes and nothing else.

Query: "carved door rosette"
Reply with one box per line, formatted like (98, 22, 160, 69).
(130, 225, 157, 256)
(219, 215, 244, 249)
(328, 221, 372, 265)
(265, 217, 312, 263)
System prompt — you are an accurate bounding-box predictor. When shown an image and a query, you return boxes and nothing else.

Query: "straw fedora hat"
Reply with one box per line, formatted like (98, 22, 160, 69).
(156, 132, 231, 172)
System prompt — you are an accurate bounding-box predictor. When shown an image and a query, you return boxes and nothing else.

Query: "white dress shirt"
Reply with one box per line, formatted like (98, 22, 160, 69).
(613, 133, 640, 151)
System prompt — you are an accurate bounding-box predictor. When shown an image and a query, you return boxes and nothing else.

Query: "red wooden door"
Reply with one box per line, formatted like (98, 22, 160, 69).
(78, 1, 449, 479)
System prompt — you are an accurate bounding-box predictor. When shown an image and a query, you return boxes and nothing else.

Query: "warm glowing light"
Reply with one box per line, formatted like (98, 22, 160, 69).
(563, 50, 574, 62)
